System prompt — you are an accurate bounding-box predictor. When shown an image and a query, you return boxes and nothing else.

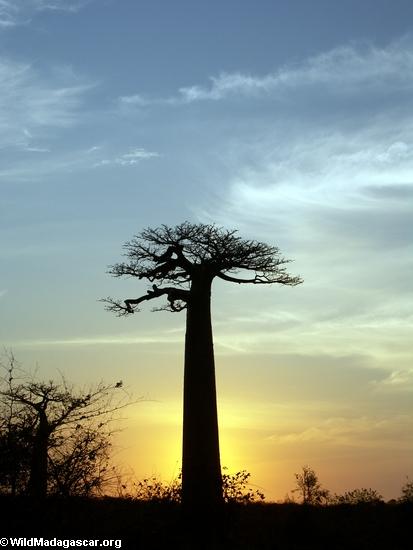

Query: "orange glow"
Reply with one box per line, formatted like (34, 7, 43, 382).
(113, 396, 412, 502)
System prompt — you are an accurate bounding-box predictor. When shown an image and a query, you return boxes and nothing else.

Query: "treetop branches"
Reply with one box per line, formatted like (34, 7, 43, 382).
(103, 222, 302, 315)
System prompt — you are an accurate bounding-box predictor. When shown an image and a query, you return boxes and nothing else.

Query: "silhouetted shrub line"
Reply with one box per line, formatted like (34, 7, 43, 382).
(127, 468, 264, 505)
(0, 496, 411, 549)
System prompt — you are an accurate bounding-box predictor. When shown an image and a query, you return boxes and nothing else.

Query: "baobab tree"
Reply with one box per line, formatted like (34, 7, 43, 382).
(103, 222, 302, 511)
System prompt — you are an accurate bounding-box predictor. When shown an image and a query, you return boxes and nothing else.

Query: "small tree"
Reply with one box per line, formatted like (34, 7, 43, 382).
(103, 222, 302, 511)
(292, 465, 330, 505)
(399, 477, 413, 503)
(0, 353, 129, 498)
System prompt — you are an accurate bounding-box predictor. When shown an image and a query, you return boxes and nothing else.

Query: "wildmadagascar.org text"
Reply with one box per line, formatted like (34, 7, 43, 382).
(1, 539, 121, 548)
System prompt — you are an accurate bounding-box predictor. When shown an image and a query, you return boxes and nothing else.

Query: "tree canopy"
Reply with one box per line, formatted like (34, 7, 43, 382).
(103, 222, 302, 315)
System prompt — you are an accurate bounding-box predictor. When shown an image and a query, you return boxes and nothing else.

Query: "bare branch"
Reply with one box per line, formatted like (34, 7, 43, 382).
(104, 222, 302, 315)
(217, 271, 303, 286)
(101, 284, 190, 316)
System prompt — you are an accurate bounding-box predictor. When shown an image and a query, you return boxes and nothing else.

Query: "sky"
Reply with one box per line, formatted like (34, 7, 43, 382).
(0, 0, 412, 501)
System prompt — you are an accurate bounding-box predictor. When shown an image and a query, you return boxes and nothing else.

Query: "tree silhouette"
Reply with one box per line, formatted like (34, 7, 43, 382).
(103, 222, 302, 511)
(292, 465, 330, 505)
(399, 477, 413, 503)
(0, 353, 128, 498)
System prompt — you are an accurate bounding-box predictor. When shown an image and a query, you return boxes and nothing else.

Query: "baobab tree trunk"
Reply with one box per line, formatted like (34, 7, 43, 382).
(28, 412, 49, 498)
(182, 272, 223, 512)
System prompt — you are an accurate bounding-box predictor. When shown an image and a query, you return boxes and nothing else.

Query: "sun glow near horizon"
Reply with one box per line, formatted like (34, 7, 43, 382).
(113, 390, 411, 502)
(4, 330, 411, 502)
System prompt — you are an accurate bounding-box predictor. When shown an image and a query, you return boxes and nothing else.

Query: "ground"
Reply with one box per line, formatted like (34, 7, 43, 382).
(0, 496, 410, 549)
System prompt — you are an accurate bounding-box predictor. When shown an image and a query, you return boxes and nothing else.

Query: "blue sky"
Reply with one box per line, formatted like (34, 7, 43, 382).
(1, 0, 412, 499)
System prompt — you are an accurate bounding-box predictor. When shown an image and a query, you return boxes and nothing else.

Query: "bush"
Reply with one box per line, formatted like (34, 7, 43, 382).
(133, 474, 181, 503)
(132, 468, 265, 504)
(222, 469, 265, 504)
(332, 488, 383, 504)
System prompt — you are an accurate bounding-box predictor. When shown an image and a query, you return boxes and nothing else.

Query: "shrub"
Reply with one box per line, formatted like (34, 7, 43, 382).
(132, 468, 265, 504)
(332, 487, 383, 504)
(222, 468, 265, 504)
(133, 474, 181, 503)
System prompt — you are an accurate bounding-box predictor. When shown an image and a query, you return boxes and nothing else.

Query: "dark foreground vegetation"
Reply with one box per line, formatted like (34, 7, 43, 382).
(0, 496, 411, 550)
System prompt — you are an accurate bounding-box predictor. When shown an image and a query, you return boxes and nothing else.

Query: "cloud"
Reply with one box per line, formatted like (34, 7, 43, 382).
(203, 135, 413, 358)
(0, 144, 159, 182)
(371, 369, 413, 393)
(24, 147, 51, 153)
(94, 147, 160, 167)
(0, 1, 17, 28)
(119, 37, 413, 107)
(0, 0, 89, 28)
(32, 1, 90, 13)
(0, 57, 93, 151)
(167, 39, 413, 368)
(268, 415, 413, 447)
(0, 289, 7, 299)
(118, 94, 151, 107)
(200, 128, 413, 285)
(9, 332, 182, 347)
(182, 41, 413, 101)
(189, 44, 413, 255)
(86, 145, 101, 153)
(362, 183, 413, 200)
(204, 132, 413, 230)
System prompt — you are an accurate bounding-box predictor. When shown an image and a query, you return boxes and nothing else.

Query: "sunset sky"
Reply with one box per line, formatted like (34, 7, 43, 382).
(1, 0, 412, 500)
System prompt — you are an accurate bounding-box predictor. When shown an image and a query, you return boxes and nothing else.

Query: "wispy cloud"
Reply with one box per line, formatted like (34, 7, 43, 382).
(199, 130, 413, 360)
(268, 415, 413, 447)
(86, 145, 101, 154)
(0, 57, 93, 151)
(118, 94, 151, 107)
(0, 145, 120, 182)
(0, 0, 90, 28)
(172, 39, 413, 366)
(24, 147, 51, 153)
(32, 1, 90, 13)
(0, 144, 160, 182)
(119, 38, 413, 107)
(0, 289, 7, 299)
(94, 147, 160, 167)
(9, 332, 182, 347)
(180, 41, 413, 101)
(0, 1, 17, 27)
(371, 369, 413, 393)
